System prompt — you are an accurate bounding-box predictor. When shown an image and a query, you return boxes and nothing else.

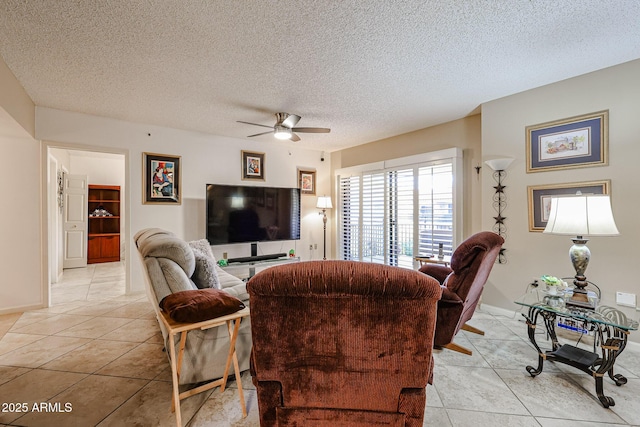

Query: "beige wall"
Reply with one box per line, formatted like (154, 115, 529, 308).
(331, 114, 483, 247)
(0, 57, 35, 138)
(36, 107, 331, 296)
(481, 59, 640, 341)
(0, 60, 41, 312)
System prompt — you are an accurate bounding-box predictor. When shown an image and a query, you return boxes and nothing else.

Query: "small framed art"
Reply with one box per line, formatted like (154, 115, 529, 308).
(527, 180, 610, 232)
(241, 150, 265, 181)
(143, 152, 181, 205)
(298, 168, 316, 195)
(526, 110, 608, 173)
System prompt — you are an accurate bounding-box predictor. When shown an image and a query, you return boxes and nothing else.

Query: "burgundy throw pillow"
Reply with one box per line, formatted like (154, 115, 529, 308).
(159, 289, 245, 323)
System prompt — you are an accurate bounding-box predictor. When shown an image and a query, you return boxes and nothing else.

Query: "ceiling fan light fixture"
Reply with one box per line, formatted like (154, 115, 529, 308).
(273, 125, 292, 140)
(239, 113, 330, 142)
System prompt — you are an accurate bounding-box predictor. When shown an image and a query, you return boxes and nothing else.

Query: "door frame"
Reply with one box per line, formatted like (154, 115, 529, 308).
(47, 153, 59, 285)
(41, 141, 130, 307)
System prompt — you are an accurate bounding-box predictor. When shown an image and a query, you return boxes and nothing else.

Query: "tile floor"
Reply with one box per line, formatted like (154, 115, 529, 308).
(0, 261, 639, 426)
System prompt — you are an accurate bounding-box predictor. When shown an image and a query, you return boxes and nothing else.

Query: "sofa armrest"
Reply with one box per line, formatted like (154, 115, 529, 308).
(418, 264, 452, 285)
(215, 265, 249, 302)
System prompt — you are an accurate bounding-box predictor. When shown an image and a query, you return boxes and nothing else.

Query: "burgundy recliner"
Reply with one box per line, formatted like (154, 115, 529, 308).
(419, 231, 504, 355)
(248, 260, 442, 427)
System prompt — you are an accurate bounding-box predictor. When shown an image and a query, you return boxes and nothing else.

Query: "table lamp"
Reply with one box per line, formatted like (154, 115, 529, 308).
(316, 196, 333, 260)
(543, 194, 619, 309)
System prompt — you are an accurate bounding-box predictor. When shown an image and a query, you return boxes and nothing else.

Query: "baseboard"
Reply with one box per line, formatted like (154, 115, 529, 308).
(0, 303, 45, 316)
(479, 303, 519, 319)
(480, 303, 640, 349)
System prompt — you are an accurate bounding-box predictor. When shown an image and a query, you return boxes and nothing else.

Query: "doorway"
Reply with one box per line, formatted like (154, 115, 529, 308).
(45, 145, 129, 306)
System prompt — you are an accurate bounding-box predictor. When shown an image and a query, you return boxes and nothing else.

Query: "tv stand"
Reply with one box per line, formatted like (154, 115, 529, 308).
(227, 253, 288, 264)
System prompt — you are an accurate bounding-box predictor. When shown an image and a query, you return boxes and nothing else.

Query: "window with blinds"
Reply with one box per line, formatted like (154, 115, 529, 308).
(362, 172, 384, 263)
(338, 176, 360, 260)
(337, 156, 456, 269)
(418, 163, 454, 256)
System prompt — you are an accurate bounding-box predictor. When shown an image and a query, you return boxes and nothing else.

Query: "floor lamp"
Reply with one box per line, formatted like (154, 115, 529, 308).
(316, 196, 333, 260)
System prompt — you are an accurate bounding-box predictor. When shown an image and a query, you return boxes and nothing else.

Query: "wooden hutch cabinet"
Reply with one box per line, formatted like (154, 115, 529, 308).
(87, 185, 121, 264)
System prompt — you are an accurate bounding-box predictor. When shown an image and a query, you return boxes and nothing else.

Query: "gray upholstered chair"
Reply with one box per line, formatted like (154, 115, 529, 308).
(134, 228, 252, 384)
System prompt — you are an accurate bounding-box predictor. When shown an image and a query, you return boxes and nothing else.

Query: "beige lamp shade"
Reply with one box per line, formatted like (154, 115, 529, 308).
(316, 196, 333, 210)
(544, 195, 619, 237)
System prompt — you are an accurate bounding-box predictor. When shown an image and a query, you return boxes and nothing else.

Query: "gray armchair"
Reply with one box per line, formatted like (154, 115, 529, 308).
(134, 228, 252, 384)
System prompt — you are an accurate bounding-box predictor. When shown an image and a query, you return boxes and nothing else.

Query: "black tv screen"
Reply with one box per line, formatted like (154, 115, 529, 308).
(206, 184, 301, 245)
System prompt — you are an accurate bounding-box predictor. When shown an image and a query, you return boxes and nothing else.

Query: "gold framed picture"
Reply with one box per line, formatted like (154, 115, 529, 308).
(527, 180, 610, 232)
(241, 150, 265, 181)
(298, 168, 316, 195)
(143, 152, 181, 205)
(526, 110, 608, 173)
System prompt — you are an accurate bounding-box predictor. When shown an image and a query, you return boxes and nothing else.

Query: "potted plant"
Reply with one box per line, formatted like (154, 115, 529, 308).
(540, 275, 565, 295)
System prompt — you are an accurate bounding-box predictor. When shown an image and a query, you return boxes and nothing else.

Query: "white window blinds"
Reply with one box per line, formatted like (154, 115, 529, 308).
(388, 168, 414, 268)
(338, 175, 360, 260)
(362, 172, 384, 264)
(337, 151, 458, 269)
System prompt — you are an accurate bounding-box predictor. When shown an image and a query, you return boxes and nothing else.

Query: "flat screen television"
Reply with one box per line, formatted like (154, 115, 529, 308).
(206, 184, 301, 245)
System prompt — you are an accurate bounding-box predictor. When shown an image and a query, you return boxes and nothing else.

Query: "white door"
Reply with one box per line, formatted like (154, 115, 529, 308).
(63, 174, 88, 269)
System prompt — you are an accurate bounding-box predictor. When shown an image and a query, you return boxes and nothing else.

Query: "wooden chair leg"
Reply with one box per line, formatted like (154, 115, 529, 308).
(461, 323, 485, 336)
(443, 342, 473, 356)
(227, 319, 247, 417)
(168, 331, 184, 426)
(160, 308, 250, 426)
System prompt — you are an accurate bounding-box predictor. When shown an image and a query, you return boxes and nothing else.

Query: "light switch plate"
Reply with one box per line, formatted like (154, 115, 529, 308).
(616, 292, 636, 308)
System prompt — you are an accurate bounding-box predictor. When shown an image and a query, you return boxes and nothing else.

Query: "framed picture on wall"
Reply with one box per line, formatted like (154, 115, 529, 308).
(526, 110, 608, 173)
(527, 180, 610, 232)
(241, 150, 265, 181)
(143, 152, 181, 205)
(298, 168, 316, 195)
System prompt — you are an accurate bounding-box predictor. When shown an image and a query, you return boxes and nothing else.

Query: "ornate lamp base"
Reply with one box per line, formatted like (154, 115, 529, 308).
(566, 288, 595, 309)
(566, 237, 595, 310)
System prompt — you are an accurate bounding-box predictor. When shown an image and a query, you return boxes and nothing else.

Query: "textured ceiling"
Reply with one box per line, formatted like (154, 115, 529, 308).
(1, 1, 639, 152)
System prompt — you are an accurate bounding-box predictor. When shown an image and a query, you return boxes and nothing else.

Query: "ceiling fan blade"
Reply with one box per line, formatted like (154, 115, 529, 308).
(291, 127, 331, 133)
(290, 132, 301, 142)
(237, 120, 274, 129)
(282, 114, 301, 128)
(247, 131, 274, 137)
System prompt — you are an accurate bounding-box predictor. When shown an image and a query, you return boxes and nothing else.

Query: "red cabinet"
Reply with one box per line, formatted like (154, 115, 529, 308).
(87, 185, 121, 264)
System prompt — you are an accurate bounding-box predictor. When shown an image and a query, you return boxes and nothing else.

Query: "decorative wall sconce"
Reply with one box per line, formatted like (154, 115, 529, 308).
(484, 158, 514, 263)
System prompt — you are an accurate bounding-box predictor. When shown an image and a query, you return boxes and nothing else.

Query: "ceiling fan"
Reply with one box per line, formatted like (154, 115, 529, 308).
(238, 112, 330, 142)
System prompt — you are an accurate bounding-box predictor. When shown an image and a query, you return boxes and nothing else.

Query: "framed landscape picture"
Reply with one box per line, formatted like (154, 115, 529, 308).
(143, 152, 181, 205)
(241, 150, 265, 181)
(298, 168, 316, 195)
(527, 180, 610, 232)
(526, 110, 608, 173)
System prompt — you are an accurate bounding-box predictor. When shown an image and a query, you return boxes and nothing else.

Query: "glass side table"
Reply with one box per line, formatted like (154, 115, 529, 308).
(515, 291, 639, 408)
